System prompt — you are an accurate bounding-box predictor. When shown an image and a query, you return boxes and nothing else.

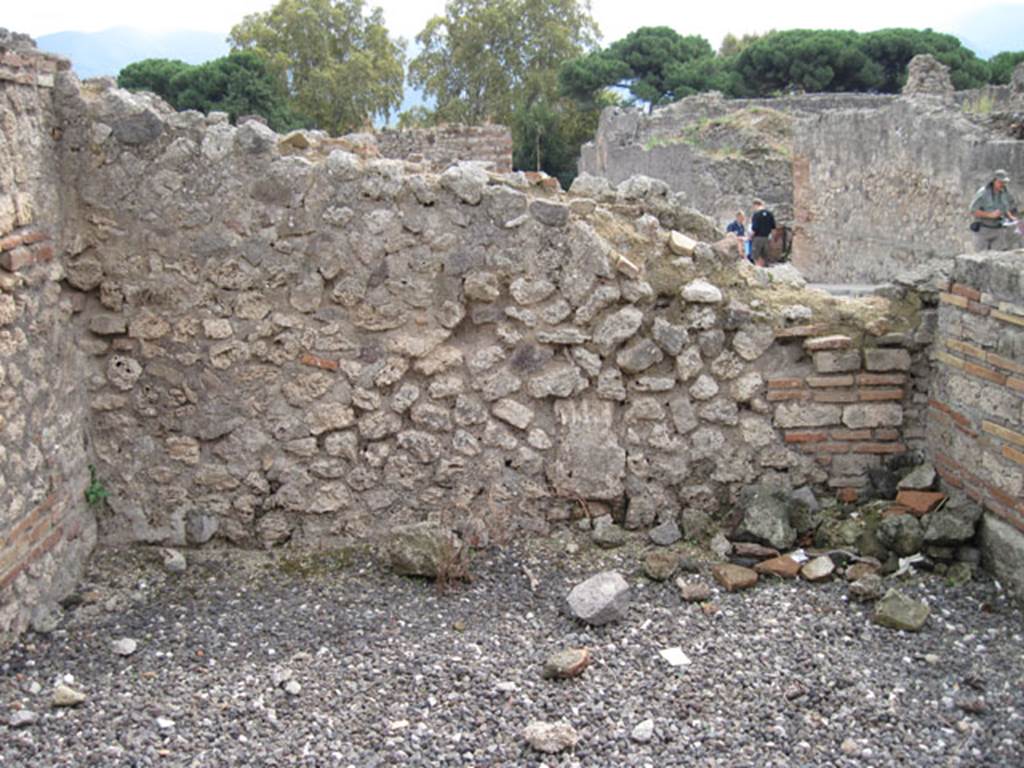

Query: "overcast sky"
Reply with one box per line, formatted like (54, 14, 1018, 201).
(4, 0, 995, 50)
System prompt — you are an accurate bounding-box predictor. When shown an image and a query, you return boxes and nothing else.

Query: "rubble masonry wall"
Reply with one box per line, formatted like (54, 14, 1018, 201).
(0, 44, 96, 646)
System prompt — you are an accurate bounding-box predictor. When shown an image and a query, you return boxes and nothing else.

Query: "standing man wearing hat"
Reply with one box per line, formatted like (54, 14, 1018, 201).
(970, 169, 1018, 251)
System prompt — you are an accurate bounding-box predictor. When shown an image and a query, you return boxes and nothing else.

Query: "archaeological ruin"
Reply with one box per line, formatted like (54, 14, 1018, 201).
(1, 32, 1023, 650)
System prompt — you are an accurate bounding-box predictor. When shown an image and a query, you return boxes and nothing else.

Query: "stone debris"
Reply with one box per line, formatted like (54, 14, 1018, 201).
(754, 554, 802, 579)
(111, 638, 138, 657)
(711, 563, 758, 592)
(630, 719, 655, 743)
(873, 589, 930, 631)
(383, 522, 462, 579)
(566, 571, 631, 625)
(155, 716, 175, 731)
(658, 647, 692, 667)
(52, 684, 87, 708)
(542, 648, 591, 680)
(642, 549, 679, 581)
(161, 548, 187, 574)
(849, 574, 883, 602)
(897, 463, 936, 491)
(732, 485, 797, 550)
(8, 710, 39, 728)
(676, 579, 712, 603)
(800, 556, 835, 582)
(523, 720, 579, 753)
(648, 520, 681, 547)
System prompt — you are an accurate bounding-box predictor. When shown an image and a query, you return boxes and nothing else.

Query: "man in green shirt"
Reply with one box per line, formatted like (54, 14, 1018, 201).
(970, 169, 1018, 252)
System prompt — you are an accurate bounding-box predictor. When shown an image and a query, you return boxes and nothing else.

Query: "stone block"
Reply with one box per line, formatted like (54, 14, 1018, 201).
(813, 350, 861, 373)
(842, 403, 903, 429)
(865, 348, 911, 372)
(774, 403, 842, 428)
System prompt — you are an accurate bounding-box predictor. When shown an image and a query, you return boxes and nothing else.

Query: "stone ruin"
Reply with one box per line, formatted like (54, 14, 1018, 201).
(1, 35, 1023, 647)
(580, 56, 1024, 285)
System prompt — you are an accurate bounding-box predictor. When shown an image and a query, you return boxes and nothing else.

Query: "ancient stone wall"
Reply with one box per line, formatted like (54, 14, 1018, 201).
(47, 74, 937, 555)
(580, 82, 1024, 284)
(376, 125, 513, 174)
(928, 253, 1024, 598)
(0, 38, 96, 646)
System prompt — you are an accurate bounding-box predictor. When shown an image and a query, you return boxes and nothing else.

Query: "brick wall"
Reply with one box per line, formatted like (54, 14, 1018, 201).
(928, 253, 1024, 598)
(768, 328, 930, 502)
(377, 125, 514, 173)
(0, 40, 94, 647)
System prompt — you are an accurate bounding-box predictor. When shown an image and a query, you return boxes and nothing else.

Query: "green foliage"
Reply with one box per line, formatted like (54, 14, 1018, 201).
(409, 0, 599, 126)
(117, 52, 305, 131)
(988, 50, 1024, 84)
(560, 26, 715, 110)
(408, 0, 600, 185)
(84, 464, 108, 508)
(230, 0, 405, 134)
(859, 28, 989, 91)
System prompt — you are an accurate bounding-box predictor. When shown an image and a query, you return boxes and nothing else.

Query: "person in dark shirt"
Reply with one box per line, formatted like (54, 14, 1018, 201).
(725, 210, 748, 260)
(749, 198, 776, 266)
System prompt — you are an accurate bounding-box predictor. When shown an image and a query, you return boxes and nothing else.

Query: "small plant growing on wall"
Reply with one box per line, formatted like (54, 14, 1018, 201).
(84, 464, 108, 508)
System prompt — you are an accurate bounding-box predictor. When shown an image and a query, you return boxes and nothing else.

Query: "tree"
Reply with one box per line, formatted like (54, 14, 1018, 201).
(229, 0, 405, 134)
(118, 52, 304, 132)
(560, 27, 715, 111)
(408, 0, 599, 126)
(859, 29, 989, 91)
(988, 50, 1024, 84)
(407, 0, 600, 185)
(732, 30, 883, 96)
(118, 59, 192, 98)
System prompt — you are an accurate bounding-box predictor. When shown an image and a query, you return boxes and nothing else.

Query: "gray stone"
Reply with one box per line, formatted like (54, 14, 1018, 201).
(631, 719, 655, 744)
(675, 346, 703, 382)
(710, 532, 732, 558)
(492, 399, 534, 430)
(549, 400, 626, 500)
(510, 277, 556, 305)
(689, 374, 719, 401)
(652, 318, 688, 355)
(732, 325, 775, 361)
(865, 348, 911, 372)
(161, 548, 187, 573)
(849, 573, 884, 602)
(109, 636, 138, 656)
(842, 404, 903, 429)
(383, 522, 462, 578)
(774, 403, 842, 428)
(527, 364, 584, 399)
(801, 556, 835, 582)
(733, 484, 797, 550)
(898, 463, 937, 491)
(89, 314, 127, 336)
(523, 720, 580, 754)
(440, 163, 489, 204)
(873, 589, 930, 631)
(592, 523, 627, 549)
(8, 710, 39, 727)
(924, 503, 982, 545)
(813, 350, 861, 373)
(878, 514, 923, 556)
(681, 279, 723, 304)
(617, 338, 664, 374)
(649, 520, 682, 546)
(529, 199, 570, 227)
(566, 570, 631, 625)
(464, 272, 501, 302)
(979, 514, 1024, 606)
(593, 306, 644, 353)
(542, 648, 591, 679)
(643, 549, 680, 581)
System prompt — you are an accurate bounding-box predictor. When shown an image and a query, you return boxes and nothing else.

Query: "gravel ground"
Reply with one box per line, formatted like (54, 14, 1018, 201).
(1, 532, 1022, 768)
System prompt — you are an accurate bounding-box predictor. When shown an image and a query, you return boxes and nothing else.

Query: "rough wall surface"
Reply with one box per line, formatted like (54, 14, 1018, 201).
(376, 125, 513, 174)
(928, 253, 1024, 599)
(0, 39, 95, 646)
(580, 85, 1024, 284)
(52, 73, 937, 553)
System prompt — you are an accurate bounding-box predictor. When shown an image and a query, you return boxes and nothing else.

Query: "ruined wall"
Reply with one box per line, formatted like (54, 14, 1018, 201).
(376, 125, 513, 174)
(0, 35, 95, 645)
(928, 253, 1024, 599)
(580, 87, 1024, 285)
(46, 75, 938, 553)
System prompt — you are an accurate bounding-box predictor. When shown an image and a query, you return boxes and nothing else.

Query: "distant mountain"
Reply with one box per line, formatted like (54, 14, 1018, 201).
(953, 5, 1024, 59)
(37, 27, 229, 79)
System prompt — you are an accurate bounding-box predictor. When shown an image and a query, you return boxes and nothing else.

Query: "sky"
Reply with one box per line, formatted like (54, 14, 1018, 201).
(3, 0, 1006, 52)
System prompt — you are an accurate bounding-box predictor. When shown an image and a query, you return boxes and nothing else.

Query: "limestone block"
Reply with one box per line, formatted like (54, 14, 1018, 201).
(681, 279, 722, 304)
(549, 399, 625, 500)
(865, 348, 911, 372)
(813, 350, 861, 373)
(842, 403, 903, 429)
(669, 231, 697, 257)
(774, 403, 842, 428)
(733, 325, 775, 361)
(492, 398, 534, 430)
